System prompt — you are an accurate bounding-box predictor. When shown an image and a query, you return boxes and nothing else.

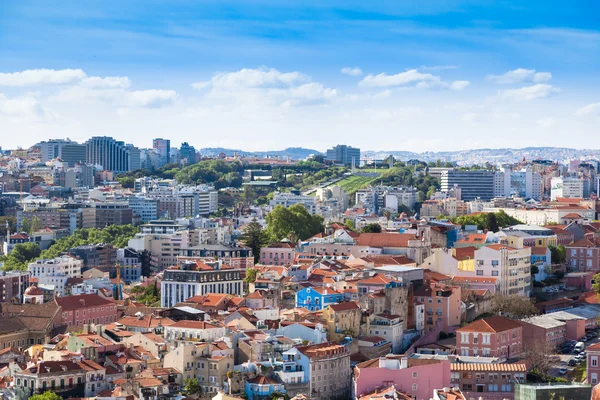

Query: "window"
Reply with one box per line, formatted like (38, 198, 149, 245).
(412, 383, 418, 391)
(412, 372, 418, 378)
(482, 334, 490, 344)
(476, 270, 483, 276)
(473, 336, 479, 344)
(592, 357, 598, 367)
(492, 271, 498, 276)
(460, 333, 469, 343)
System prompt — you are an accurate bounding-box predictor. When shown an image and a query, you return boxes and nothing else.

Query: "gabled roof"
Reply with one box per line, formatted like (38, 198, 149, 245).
(55, 294, 114, 310)
(569, 238, 599, 248)
(457, 316, 522, 334)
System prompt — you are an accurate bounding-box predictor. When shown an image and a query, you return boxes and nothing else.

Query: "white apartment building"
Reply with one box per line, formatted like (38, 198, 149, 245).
(270, 192, 317, 214)
(128, 196, 159, 223)
(28, 256, 83, 279)
(483, 206, 595, 225)
(475, 245, 531, 297)
(366, 314, 404, 354)
(164, 320, 226, 344)
(551, 176, 584, 200)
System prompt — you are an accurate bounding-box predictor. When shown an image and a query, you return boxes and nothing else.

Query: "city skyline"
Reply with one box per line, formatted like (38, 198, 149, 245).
(1, 1, 599, 151)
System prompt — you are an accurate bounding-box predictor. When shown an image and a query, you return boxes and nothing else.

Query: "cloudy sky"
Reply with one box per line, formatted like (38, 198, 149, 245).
(1, 1, 599, 152)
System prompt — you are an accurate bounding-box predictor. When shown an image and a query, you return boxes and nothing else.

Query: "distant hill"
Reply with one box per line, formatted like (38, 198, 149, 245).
(363, 147, 600, 166)
(199, 147, 321, 160)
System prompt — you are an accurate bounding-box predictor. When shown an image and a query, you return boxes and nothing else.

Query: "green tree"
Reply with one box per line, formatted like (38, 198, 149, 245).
(183, 377, 201, 396)
(29, 391, 63, 400)
(0, 216, 16, 237)
(548, 245, 566, 264)
(361, 223, 382, 233)
(30, 216, 42, 233)
(20, 217, 31, 234)
(265, 204, 323, 242)
(485, 213, 500, 232)
(270, 392, 290, 400)
(244, 268, 258, 284)
(344, 219, 355, 231)
(240, 218, 268, 264)
(0, 242, 41, 271)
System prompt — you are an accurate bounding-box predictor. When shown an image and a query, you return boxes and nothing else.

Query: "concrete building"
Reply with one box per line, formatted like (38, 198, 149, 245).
(514, 383, 592, 400)
(441, 170, 496, 201)
(152, 138, 171, 167)
(55, 294, 118, 326)
(128, 196, 159, 223)
(82, 202, 133, 228)
(322, 301, 361, 341)
(551, 176, 585, 200)
(0, 271, 30, 302)
(270, 192, 317, 214)
(178, 142, 196, 165)
(325, 144, 360, 166)
(38, 139, 87, 166)
(414, 282, 462, 333)
(85, 136, 141, 173)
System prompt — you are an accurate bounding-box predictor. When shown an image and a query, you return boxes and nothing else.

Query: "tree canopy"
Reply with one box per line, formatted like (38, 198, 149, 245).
(0, 242, 41, 271)
(361, 223, 382, 233)
(489, 294, 538, 319)
(265, 204, 324, 242)
(548, 245, 566, 264)
(184, 377, 202, 396)
(450, 210, 522, 230)
(240, 218, 268, 264)
(29, 392, 63, 400)
(39, 225, 139, 259)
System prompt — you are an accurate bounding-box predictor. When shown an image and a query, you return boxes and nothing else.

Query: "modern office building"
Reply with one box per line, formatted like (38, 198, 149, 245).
(128, 196, 159, 223)
(85, 136, 141, 173)
(82, 202, 133, 228)
(551, 176, 585, 200)
(152, 138, 171, 166)
(179, 142, 196, 165)
(495, 167, 543, 200)
(38, 139, 87, 166)
(325, 144, 360, 166)
(441, 170, 496, 201)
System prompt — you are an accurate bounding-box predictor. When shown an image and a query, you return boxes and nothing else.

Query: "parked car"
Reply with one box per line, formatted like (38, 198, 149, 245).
(568, 359, 577, 367)
(559, 367, 568, 375)
(580, 351, 587, 357)
(581, 337, 588, 342)
(592, 332, 598, 338)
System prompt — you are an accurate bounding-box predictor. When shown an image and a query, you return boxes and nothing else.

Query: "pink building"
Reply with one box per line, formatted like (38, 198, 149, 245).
(414, 282, 462, 333)
(56, 294, 118, 326)
(455, 316, 522, 358)
(519, 315, 566, 347)
(260, 242, 296, 266)
(354, 356, 451, 400)
(588, 343, 600, 385)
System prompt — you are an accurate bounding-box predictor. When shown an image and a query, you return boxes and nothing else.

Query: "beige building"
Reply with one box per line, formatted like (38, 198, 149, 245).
(322, 301, 362, 341)
(163, 343, 233, 396)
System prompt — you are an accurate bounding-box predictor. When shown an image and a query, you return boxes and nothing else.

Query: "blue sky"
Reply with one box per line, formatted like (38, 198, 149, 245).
(0, 0, 599, 152)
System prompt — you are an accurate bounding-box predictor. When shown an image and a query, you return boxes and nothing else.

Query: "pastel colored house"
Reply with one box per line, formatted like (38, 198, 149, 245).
(451, 362, 527, 400)
(353, 356, 451, 400)
(322, 301, 361, 341)
(587, 343, 600, 385)
(414, 282, 462, 333)
(295, 286, 343, 311)
(245, 375, 285, 400)
(260, 242, 296, 266)
(455, 316, 523, 359)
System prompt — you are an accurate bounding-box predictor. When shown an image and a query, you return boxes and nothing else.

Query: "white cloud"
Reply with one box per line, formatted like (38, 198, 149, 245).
(193, 67, 309, 90)
(0, 69, 87, 86)
(536, 117, 557, 129)
(576, 102, 600, 116)
(487, 68, 552, 84)
(341, 67, 363, 76)
(193, 67, 336, 107)
(450, 81, 470, 91)
(125, 90, 177, 108)
(0, 93, 46, 118)
(359, 69, 469, 90)
(499, 84, 560, 101)
(360, 69, 439, 88)
(81, 76, 131, 89)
